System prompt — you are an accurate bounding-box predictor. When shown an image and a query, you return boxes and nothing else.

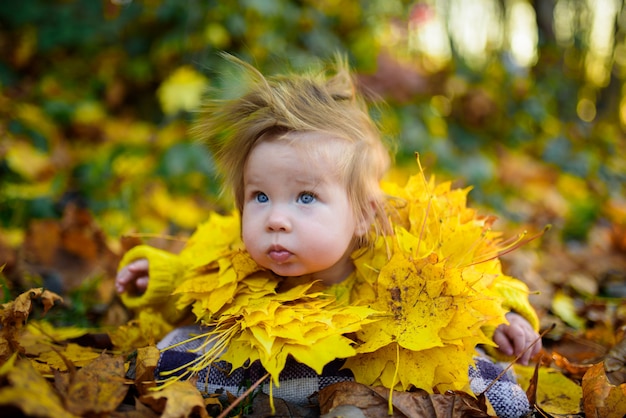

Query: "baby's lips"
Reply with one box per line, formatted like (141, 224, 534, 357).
(268, 248, 291, 263)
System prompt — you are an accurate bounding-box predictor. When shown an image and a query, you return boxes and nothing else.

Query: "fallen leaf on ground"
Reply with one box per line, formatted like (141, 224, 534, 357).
(604, 333, 626, 385)
(582, 362, 626, 418)
(515, 364, 583, 415)
(111, 397, 160, 418)
(547, 332, 607, 379)
(582, 336, 626, 418)
(318, 381, 492, 417)
(0, 357, 77, 418)
(135, 345, 160, 394)
(0, 288, 63, 360)
(55, 352, 129, 416)
(139, 379, 209, 418)
(34, 342, 102, 373)
(245, 392, 319, 418)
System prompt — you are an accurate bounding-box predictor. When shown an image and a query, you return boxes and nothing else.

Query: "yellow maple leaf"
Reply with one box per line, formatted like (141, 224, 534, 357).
(347, 235, 506, 393)
(34, 343, 101, 372)
(346, 161, 513, 393)
(345, 343, 475, 393)
(0, 357, 78, 418)
(157, 65, 209, 115)
(220, 297, 376, 383)
(109, 308, 174, 352)
(185, 211, 242, 252)
(173, 212, 264, 320)
(164, 281, 378, 390)
(515, 364, 582, 415)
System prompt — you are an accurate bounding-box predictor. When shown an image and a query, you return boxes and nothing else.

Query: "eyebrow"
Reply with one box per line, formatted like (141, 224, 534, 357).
(245, 172, 327, 186)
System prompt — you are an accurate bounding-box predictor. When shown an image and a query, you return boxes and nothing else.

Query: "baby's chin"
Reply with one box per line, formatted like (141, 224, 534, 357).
(252, 258, 307, 277)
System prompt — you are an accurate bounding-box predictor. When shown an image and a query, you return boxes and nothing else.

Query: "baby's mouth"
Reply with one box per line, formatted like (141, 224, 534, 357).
(268, 245, 292, 263)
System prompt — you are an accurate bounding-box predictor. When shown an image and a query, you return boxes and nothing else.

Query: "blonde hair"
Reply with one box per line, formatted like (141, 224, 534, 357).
(192, 54, 392, 245)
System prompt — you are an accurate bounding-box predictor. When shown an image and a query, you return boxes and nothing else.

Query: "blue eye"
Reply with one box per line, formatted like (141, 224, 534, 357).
(298, 192, 316, 204)
(255, 192, 269, 203)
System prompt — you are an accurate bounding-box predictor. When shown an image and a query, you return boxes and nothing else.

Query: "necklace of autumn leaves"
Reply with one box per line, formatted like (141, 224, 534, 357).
(156, 159, 546, 412)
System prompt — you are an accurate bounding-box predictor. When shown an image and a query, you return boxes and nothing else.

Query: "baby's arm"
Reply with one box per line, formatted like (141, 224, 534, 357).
(492, 312, 542, 365)
(115, 258, 150, 295)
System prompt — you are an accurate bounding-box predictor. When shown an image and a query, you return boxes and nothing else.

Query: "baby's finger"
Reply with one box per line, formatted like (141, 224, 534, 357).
(115, 268, 133, 292)
(135, 276, 149, 293)
(128, 258, 149, 273)
(518, 341, 532, 365)
(518, 329, 541, 365)
(493, 331, 514, 356)
(511, 332, 530, 364)
(527, 333, 542, 360)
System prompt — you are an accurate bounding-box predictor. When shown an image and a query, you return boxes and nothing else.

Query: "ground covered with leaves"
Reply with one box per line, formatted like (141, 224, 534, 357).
(0, 203, 626, 417)
(2, 1, 626, 417)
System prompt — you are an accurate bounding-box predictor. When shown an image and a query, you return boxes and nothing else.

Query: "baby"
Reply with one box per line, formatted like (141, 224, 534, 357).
(116, 55, 541, 417)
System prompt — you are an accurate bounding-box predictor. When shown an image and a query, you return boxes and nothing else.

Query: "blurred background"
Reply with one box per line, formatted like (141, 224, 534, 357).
(1, 0, 625, 328)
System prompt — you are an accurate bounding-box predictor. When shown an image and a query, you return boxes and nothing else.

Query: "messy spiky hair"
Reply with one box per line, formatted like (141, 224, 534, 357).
(192, 53, 392, 244)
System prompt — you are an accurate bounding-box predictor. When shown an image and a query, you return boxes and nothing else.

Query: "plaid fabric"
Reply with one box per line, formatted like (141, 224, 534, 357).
(155, 325, 353, 407)
(469, 356, 531, 418)
(156, 325, 531, 417)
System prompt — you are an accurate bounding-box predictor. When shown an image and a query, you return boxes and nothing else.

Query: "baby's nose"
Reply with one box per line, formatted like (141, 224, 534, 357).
(266, 208, 292, 232)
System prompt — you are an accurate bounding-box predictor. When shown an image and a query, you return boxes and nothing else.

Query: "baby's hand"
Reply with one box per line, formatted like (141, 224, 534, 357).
(115, 258, 150, 295)
(493, 312, 542, 365)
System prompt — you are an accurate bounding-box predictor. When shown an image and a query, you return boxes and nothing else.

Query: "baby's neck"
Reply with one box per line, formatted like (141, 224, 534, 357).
(276, 261, 355, 291)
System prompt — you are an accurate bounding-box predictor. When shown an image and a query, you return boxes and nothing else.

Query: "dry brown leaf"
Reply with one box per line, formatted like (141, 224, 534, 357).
(319, 381, 400, 417)
(550, 333, 607, 379)
(552, 351, 595, 380)
(318, 381, 492, 418)
(582, 362, 626, 418)
(22, 220, 62, 266)
(111, 397, 161, 418)
(525, 362, 540, 407)
(373, 387, 491, 418)
(21, 203, 120, 293)
(139, 380, 209, 418)
(0, 288, 63, 360)
(1, 288, 63, 323)
(604, 333, 626, 385)
(58, 352, 129, 416)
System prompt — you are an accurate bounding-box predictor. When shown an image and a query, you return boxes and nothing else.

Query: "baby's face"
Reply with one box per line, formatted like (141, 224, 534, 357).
(241, 135, 358, 285)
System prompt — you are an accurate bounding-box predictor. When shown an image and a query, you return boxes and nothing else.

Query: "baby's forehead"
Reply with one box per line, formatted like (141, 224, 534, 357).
(270, 130, 352, 159)
(247, 129, 352, 177)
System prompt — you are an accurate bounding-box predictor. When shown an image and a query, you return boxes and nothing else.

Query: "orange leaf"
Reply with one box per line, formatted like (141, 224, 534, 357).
(582, 362, 626, 418)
